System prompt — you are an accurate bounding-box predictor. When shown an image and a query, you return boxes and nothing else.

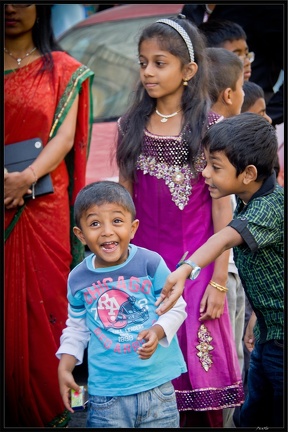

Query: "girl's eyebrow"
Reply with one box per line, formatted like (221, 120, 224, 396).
(139, 53, 169, 58)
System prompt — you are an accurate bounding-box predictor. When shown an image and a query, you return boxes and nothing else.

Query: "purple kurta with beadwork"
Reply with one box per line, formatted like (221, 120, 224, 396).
(118, 111, 244, 411)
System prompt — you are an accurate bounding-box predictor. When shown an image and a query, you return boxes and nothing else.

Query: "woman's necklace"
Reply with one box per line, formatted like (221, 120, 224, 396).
(4, 46, 37, 66)
(155, 108, 181, 123)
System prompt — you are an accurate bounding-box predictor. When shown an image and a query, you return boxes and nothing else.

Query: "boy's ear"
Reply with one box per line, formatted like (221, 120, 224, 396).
(223, 88, 233, 105)
(130, 219, 140, 240)
(73, 226, 87, 245)
(183, 62, 198, 82)
(243, 165, 258, 184)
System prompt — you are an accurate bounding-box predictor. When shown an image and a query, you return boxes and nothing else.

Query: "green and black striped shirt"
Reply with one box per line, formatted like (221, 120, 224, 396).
(229, 172, 284, 343)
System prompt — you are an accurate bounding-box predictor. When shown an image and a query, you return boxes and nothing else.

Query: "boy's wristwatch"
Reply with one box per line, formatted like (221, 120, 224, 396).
(176, 255, 201, 280)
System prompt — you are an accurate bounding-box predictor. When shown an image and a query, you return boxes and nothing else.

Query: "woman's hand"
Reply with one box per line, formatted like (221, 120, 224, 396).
(4, 94, 80, 210)
(4, 170, 33, 209)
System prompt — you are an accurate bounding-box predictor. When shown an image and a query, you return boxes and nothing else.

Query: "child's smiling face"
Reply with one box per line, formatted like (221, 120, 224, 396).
(202, 149, 243, 199)
(73, 202, 139, 268)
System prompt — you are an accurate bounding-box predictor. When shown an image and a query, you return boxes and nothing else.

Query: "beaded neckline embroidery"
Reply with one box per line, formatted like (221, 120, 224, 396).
(136, 129, 206, 210)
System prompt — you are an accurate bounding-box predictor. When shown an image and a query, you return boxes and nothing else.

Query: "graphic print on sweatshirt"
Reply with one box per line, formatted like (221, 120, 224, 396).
(97, 288, 149, 329)
(68, 246, 168, 350)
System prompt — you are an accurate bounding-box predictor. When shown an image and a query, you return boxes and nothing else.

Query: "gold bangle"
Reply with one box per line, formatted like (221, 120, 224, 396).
(209, 280, 228, 292)
(28, 165, 38, 183)
(28, 165, 38, 199)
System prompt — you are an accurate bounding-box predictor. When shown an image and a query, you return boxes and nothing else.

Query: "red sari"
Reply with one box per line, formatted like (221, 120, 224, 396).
(4, 52, 94, 427)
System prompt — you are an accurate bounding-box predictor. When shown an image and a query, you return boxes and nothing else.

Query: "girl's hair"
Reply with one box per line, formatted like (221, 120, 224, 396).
(241, 81, 265, 113)
(202, 112, 278, 181)
(74, 181, 136, 228)
(206, 47, 243, 104)
(116, 15, 211, 181)
(33, 5, 64, 71)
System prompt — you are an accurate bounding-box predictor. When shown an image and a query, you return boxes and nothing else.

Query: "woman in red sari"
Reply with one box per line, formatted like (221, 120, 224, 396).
(4, 4, 94, 427)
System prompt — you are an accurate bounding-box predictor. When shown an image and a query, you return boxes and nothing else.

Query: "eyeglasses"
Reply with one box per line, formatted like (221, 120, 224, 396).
(239, 52, 255, 64)
(5, 4, 32, 8)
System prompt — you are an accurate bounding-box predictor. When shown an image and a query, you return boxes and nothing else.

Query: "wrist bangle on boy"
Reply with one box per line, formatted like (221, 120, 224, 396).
(176, 251, 201, 280)
(209, 280, 228, 292)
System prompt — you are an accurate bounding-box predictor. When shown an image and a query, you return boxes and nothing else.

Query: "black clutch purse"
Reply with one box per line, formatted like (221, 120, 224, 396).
(4, 138, 54, 199)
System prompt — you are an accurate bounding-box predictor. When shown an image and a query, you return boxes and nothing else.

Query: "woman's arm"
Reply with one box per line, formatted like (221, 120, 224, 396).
(4, 95, 79, 209)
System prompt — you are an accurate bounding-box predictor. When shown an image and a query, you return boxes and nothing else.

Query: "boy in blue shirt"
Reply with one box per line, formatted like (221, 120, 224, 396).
(156, 112, 284, 428)
(56, 181, 187, 428)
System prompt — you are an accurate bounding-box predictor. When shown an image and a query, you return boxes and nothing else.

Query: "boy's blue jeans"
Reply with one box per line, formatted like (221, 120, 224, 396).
(240, 339, 284, 427)
(86, 381, 179, 428)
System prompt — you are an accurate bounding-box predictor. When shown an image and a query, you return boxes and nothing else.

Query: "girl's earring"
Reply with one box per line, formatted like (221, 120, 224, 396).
(183, 79, 188, 86)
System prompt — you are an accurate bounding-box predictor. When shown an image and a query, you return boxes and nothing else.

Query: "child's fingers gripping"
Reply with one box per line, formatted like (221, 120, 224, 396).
(137, 329, 149, 342)
(62, 387, 75, 413)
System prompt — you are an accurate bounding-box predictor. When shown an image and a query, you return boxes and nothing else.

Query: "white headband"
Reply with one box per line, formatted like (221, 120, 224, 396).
(156, 18, 195, 63)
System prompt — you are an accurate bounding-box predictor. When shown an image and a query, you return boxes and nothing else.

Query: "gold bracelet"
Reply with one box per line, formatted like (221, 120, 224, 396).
(209, 280, 228, 292)
(28, 165, 38, 199)
(28, 165, 38, 183)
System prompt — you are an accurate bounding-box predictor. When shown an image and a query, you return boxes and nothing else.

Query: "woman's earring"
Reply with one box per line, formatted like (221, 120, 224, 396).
(183, 79, 188, 86)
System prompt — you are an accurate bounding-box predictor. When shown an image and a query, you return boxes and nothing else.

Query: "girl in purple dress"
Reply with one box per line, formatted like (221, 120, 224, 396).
(116, 14, 244, 428)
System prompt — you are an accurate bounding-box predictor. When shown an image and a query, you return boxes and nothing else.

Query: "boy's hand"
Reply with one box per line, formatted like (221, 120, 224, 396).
(58, 369, 81, 413)
(244, 311, 256, 352)
(137, 328, 160, 359)
(155, 266, 189, 315)
(244, 331, 255, 352)
(58, 354, 80, 413)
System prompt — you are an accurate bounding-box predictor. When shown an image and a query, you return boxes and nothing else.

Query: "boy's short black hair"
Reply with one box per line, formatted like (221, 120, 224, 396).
(202, 112, 278, 181)
(199, 19, 247, 47)
(241, 81, 265, 113)
(206, 47, 243, 103)
(74, 181, 136, 228)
